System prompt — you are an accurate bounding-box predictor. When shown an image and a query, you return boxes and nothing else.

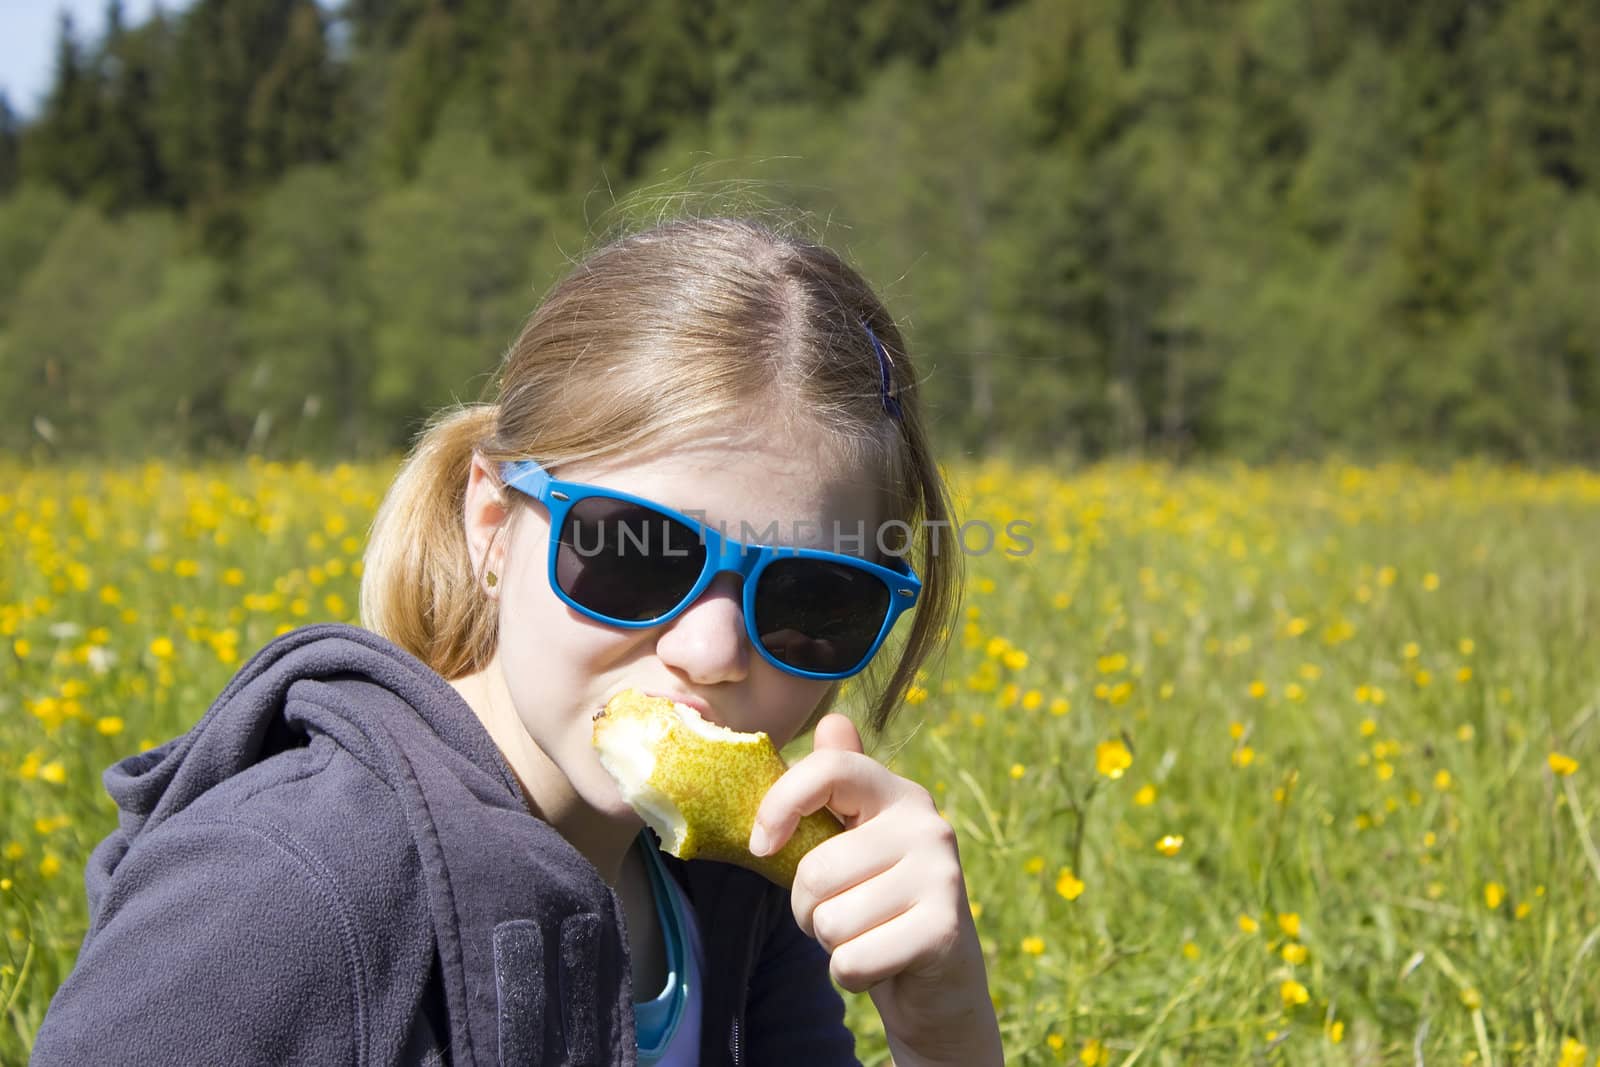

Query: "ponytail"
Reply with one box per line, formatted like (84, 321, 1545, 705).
(360, 404, 501, 679)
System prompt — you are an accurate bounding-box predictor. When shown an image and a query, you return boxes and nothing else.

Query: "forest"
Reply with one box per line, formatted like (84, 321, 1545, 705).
(1, 0, 1597, 464)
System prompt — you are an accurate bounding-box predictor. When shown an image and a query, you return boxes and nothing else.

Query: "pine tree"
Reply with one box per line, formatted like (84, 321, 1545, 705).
(22, 13, 103, 197)
(0, 93, 18, 194)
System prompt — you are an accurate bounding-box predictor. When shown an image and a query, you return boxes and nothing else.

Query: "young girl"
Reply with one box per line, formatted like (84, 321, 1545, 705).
(32, 218, 1003, 1066)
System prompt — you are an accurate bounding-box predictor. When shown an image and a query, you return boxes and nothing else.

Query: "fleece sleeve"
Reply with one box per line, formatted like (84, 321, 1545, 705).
(741, 890, 862, 1066)
(30, 816, 363, 1067)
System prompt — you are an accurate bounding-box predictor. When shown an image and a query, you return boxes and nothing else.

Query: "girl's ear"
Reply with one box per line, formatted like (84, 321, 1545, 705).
(462, 453, 512, 594)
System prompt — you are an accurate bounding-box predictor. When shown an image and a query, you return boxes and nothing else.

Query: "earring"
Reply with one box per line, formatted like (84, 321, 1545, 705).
(486, 571, 498, 588)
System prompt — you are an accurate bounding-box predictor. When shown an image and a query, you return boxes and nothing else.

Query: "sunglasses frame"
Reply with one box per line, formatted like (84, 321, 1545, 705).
(498, 459, 922, 680)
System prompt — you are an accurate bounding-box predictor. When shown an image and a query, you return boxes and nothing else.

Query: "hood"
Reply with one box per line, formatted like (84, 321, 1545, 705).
(85, 623, 522, 913)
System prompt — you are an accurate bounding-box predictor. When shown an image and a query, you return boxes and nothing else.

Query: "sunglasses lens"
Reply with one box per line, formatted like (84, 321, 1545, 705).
(556, 497, 707, 621)
(755, 557, 892, 675)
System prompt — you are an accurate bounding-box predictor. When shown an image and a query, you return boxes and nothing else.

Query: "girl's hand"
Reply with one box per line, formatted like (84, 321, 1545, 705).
(749, 714, 1005, 1067)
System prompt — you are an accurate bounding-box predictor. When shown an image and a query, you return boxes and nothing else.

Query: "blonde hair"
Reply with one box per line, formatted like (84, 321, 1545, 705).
(361, 217, 962, 739)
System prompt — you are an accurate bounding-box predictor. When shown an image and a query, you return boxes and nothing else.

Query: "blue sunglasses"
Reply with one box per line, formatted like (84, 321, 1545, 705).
(499, 460, 921, 679)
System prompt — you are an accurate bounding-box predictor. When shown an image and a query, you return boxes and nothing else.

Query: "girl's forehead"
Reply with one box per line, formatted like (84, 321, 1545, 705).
(561, 439, 882, 545)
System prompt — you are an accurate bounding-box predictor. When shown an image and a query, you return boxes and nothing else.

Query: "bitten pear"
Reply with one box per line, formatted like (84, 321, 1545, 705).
(592, 688, 843, 887)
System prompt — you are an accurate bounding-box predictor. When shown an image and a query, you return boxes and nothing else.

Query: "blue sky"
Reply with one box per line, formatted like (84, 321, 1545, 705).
(1, 0, 183, 118)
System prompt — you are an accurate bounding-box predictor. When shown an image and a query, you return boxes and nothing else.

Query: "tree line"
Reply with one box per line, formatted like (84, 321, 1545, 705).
(2, 0, 1597, 464)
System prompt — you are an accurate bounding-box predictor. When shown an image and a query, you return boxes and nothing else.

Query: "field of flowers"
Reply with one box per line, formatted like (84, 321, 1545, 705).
(3, 457, 1598, 1064)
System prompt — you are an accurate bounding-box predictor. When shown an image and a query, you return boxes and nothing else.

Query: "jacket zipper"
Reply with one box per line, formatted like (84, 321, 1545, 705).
(730, 1014, 742, 1066)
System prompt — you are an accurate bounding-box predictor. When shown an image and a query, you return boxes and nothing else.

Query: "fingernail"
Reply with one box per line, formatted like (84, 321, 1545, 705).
(749, 823, 772, 856)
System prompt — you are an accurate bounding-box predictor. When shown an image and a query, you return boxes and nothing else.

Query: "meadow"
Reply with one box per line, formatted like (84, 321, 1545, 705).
(2, 457, 1597, 1065)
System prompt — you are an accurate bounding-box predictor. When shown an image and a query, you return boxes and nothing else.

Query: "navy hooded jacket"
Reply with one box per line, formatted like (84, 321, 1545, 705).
(30, 623, 860, 1065)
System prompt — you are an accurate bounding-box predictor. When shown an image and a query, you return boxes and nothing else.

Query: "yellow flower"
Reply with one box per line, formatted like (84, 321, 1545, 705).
(1456, 666, 1473, 683)
(1155, 834, 1184, 857)
(1461, 987, 1482, 1011)
(1247, 680, 1267, 699)
(1049, 697, 1070, 716)
(1434, 769, 1452, 791)
(1457, 723, 1475, 742)
(1056, 868, 1085, 901)
(1328, 1020, 1345, 1044)
(1422, 572, 1440, 591)
(1459, 637, 1476, 656)
(1002, 649, 1029, 671)
(1280, 979, 1310, 1008)
(1046, 1033, 1064, 1052)
(1182, 940, 1200, 960)
(905, 685, 929, 705)
(1080, 1039, 1105, 1066)
(1359, 718, 1378, 737)
(1549, 752, 1579, 777)
(1484, 882, 1505, 910)
(1277, 912, 1301, 938)
(1515, 902, 1532, 920)
(1402, 641, 1420, 659)
(39, 761, 67, 785)
(40, 854, 62, 877)
(1095, 739, 1132, 780)
(1020, 935, 1045, 956)
(1238, 914, 1260, 934)
(1009, 763, 1026, 780)
(13, 638, 31, 658)
(1229, 720, 1245, 739)
(1133, 784, 1157, 806)
(149, 636, 175, 659)
(1282, 942, 1308, 965)
(1024, 855, 1045, 875)
(1232, 746, 1256, 768)
(96, 716, 125, 736)
(1558, 1037, 1588, 1067)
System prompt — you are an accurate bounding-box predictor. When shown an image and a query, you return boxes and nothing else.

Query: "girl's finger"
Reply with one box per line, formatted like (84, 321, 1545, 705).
(801, 852, 920, 950)
(789, 822, 917, 937)
(750, 748, 906, 856)
(826, 902, 955, 995)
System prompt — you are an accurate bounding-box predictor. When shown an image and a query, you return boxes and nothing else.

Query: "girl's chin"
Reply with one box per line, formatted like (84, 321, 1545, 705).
(585, 767, 646, 826)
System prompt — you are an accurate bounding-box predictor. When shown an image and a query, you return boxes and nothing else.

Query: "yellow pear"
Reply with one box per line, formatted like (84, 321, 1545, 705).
(592, 688, 843, 887)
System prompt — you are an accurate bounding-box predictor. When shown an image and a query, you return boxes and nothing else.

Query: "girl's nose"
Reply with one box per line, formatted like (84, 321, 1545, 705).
(653, 572, 750, 684)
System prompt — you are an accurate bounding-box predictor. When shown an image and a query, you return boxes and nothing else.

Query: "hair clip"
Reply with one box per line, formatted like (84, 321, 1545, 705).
(862, 320, 903, 421)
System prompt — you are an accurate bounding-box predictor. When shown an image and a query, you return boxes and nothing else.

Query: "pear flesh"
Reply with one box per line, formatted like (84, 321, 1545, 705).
(592, 688, 842, 887)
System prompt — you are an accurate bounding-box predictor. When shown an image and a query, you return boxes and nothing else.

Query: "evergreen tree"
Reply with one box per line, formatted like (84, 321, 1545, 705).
(22, 13, 103, 198)
(93, 0, 173, 210)
(0, 94, 18, 194)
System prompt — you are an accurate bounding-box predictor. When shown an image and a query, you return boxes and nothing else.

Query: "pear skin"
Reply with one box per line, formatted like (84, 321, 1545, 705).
(593, 688, 843, 887)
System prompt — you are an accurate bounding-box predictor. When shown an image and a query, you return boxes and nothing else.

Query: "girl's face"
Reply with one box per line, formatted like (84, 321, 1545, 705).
(470, 429, 884, 824)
